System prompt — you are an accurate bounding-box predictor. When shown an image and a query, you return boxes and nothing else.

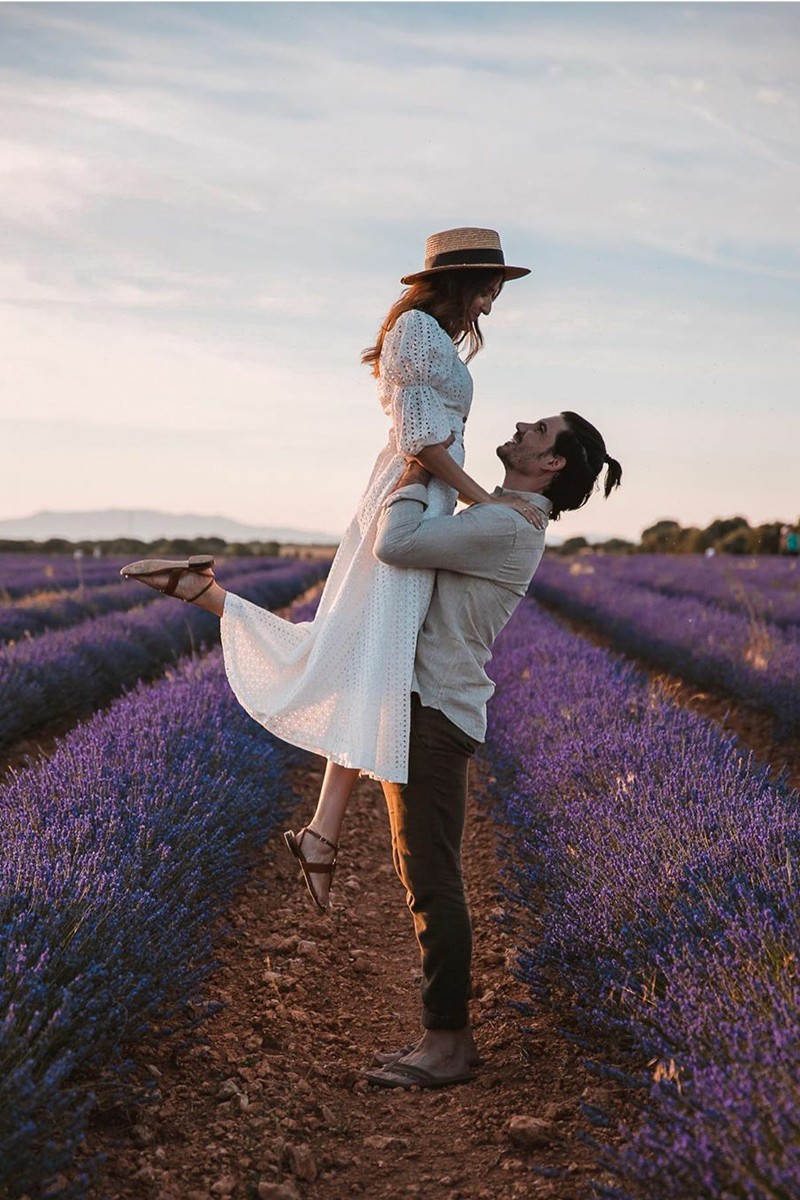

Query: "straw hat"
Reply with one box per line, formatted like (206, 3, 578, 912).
(401, 227, 530, 285)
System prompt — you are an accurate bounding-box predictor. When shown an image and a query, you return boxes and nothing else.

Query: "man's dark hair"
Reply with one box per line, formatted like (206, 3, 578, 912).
(546, 411, 623, 520)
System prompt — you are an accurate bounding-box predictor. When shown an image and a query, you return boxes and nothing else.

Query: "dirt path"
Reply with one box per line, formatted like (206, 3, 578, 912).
(83, 755, 628, 1200)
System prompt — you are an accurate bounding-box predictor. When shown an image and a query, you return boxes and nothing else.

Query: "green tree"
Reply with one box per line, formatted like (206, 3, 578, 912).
(640, 520, 682, 553)
(559, 536, 589, 555)
(717, 527, 752, 555)
(679, 527, 712, 554)
(749, 523, 782, 554)
(705, 516, 750, 545)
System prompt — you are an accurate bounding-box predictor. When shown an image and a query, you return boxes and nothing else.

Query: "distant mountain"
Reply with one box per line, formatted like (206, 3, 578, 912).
(0, 508, 339, 544)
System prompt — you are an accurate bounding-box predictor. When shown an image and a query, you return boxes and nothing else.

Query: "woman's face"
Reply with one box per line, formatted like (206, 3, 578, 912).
(466, 275, 503, 324)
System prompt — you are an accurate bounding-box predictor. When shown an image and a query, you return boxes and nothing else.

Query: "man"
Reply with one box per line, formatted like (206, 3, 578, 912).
(365, 411, 622, 1089)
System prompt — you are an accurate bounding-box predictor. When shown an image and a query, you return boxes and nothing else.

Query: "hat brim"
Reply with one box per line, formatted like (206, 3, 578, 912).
(400, 264, 531, 285)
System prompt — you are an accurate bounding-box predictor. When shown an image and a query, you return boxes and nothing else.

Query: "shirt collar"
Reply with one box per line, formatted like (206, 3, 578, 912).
(492, 485, 552, 518)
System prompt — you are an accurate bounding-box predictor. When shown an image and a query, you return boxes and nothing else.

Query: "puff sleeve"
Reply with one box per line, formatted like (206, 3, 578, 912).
(380, 309, 455, 457)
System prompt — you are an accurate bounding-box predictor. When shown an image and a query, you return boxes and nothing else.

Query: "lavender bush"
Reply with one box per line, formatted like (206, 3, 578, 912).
(0, 560, 328, 751)
(0, 646, 308, 1199)
(529, 558, 800, 737)
(486, 598, 800, 1198)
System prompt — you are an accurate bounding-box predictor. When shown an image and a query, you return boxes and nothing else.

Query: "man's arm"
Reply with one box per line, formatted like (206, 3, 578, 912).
(374, 463, 532, 578)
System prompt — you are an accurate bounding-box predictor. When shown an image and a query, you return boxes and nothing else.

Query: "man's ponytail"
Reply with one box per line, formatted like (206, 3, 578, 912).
(546, 412, 622, 520)
(602, 454, 623, 498)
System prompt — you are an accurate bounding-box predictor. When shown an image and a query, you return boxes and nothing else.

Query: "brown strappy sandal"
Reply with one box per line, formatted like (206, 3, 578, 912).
(283, 826, 338, 913)
(119, 556, 216, 604)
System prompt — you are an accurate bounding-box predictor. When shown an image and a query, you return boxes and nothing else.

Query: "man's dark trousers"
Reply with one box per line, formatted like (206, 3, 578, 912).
(381, 693, 479, 1031)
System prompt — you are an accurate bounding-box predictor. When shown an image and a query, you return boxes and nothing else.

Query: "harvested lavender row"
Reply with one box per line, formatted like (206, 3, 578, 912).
(486, 598, 800, 1199)
(529, 560, 800, 738)
(539, 554, 800, 630)
(0, 647, 307, 1197)
(0, 558, 284, 645)
(0, 560, 328, 751)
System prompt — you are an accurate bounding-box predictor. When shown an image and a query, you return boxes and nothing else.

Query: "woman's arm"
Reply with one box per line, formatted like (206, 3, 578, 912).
(414, 441, 494, 504)
(413, 442, 544, 527)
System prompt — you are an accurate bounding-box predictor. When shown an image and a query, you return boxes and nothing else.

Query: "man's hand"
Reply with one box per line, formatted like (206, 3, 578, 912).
(394, 458, 432, 491)
(483, 494, 546, 529)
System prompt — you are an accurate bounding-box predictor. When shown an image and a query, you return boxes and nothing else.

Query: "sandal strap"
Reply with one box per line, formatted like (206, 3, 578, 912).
(162, 567, 215, 602)
(300, 860, 336, 874)
(186, 575, 216, 603)
(163, 567, 185, 597)
(300, 826, 338, 854)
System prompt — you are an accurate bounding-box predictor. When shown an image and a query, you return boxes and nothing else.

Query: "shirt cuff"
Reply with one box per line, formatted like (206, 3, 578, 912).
(383, 483, 430, 509)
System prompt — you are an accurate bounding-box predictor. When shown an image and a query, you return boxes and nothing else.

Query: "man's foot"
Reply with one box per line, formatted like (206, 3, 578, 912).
(371, 1031, 483, 1068)
(364, 1061, 474, 1090)
(366, 1028, 475, 1088)
(283, 826, 337, 911)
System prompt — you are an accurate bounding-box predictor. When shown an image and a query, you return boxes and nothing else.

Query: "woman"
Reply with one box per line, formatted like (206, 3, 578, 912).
(121, 227, 539, 910)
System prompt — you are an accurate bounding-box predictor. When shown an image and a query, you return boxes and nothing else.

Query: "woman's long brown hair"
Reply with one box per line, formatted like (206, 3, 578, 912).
(361, 268, 504, 376)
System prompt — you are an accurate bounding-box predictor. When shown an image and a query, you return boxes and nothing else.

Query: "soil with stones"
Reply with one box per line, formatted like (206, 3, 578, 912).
(80, 754, 629, 1200)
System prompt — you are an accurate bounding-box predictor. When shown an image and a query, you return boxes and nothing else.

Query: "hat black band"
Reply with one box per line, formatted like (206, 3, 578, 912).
(426, 247, 506, 270)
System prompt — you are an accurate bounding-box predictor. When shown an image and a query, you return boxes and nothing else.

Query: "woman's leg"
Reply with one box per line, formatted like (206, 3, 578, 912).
(289, 760, 360, 909)
(189, 577, 226, 616)
(308, 760, 360, 845)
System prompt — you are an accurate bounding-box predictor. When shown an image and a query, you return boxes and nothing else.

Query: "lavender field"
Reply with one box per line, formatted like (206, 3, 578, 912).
(562, 553, 800, 630)
(0, 557, 328, 1197)
(529, 554, 800, 737)
(0, 560, 328, 750)
(0, 650, 308, 1195)
(2, 551, 798, 1198)
(0, 557, 285, 644)
(487, 596, 800, 1198)
(0, 553, 283, 599)
(0, 553, 132, 598)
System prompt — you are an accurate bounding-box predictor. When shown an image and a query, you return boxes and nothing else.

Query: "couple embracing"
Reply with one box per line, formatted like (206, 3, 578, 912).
(121, 227, 622, 1089)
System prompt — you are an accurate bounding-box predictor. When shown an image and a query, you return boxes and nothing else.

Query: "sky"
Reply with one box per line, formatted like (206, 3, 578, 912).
(1, 1, 798, 543)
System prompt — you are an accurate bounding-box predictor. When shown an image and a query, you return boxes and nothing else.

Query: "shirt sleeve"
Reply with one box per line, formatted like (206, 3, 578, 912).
(380, 310, 455, 456)
(374, 489, 536, 578)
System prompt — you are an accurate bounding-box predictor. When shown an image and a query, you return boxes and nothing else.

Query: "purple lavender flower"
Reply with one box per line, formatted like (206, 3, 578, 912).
(486, 597, 800, 1198)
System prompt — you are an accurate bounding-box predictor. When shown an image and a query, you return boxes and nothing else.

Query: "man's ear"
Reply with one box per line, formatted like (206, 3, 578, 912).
(546, 453, 566, 474)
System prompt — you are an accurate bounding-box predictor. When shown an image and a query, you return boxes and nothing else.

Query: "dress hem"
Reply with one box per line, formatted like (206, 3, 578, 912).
(244, 709, 407, 786)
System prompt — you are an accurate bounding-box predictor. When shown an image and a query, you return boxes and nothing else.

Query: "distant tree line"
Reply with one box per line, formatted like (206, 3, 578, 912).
(1, 515, 797, 558)
(0, 536, 335, 560)
(556, 516, 799, 556)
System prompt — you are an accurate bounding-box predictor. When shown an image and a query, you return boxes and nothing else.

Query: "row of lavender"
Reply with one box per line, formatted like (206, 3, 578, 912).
(0, 557, 284, 645)
(486, 598, 800, 1199)
(529, 557, 800, 738)
(0, 646, 309, 1198)
(0, 554, 131, 598)
(0, 560, 328, 751)
(561, 553, 800, 630)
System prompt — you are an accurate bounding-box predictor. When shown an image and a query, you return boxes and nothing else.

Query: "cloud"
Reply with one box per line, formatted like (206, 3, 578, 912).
(1, 2, 798, 539)
(2, 3, 798, 265)
(0, 138, 95, 228)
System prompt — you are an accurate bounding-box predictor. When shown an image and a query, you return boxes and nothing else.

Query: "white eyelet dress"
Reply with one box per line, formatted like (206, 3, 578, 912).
(220, 309, 473, 783)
